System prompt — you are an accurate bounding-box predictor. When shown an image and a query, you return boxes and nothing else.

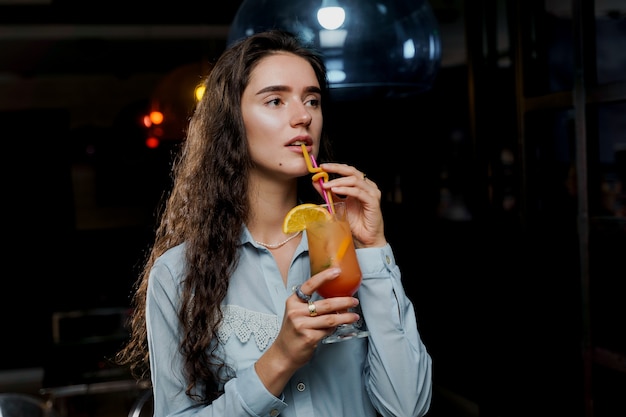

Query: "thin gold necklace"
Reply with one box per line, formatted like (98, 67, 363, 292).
(254, 231, 302, 250)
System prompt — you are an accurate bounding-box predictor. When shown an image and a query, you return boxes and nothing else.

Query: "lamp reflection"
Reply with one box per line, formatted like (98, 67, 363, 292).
(317, 0, 346, 30)
(228, 0, 442, 100)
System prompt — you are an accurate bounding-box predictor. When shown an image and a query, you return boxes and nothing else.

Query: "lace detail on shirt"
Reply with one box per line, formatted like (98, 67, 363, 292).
(218, 305, 279, 351)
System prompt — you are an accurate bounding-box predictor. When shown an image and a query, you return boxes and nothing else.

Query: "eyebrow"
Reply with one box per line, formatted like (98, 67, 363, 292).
(255, 85, 322, 95)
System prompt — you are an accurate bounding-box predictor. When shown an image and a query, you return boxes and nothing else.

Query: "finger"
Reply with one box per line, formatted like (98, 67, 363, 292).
(305, 297, 359, 318)
(320, 172, 379, 194)
(306, 302, 361, 329)
(318, 162, 358, 177)
(325, 183, 381, 206)
(299, 267, 341, 296)
(323, 170, 364, 187)
(292, 284, 311, 302)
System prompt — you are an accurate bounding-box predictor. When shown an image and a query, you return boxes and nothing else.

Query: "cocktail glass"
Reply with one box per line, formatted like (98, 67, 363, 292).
(307, 201, 369, 343)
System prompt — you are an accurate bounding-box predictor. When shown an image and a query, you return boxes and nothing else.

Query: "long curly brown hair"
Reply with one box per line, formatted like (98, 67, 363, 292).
(115, 29, 333, 404)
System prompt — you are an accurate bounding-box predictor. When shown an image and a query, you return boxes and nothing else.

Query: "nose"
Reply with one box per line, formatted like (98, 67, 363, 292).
(290, 101, 312, 127)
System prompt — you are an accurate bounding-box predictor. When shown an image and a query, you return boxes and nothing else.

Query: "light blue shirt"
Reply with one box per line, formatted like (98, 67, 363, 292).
(146, 226, 432, 417)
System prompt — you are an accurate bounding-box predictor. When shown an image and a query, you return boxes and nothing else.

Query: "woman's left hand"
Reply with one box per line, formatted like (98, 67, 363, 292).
(315, 162, 387, 248)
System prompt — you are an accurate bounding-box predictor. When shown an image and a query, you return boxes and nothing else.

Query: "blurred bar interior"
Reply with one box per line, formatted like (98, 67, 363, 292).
(0, 1, 625, 416)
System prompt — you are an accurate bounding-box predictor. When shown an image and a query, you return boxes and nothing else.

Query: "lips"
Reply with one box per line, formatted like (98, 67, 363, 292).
(289, 138, 312, 146)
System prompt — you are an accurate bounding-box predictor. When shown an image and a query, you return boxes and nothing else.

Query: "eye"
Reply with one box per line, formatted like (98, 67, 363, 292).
(305, 97, 321, 107)
(266, 98, 282, 107)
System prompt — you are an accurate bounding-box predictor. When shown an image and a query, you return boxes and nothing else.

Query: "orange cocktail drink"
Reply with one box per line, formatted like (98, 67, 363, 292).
(298, 145, 369, 342)
(306, 202, 362, 298)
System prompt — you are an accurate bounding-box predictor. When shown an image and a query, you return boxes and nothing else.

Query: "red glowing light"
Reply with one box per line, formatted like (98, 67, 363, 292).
(150, 111, 164, 125)
(145, 137, 160, 149)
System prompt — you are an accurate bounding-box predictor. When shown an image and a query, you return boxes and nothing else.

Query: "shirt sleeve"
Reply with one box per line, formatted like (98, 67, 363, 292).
(356, 244, 433, 417)
(146, 250, 288, 417)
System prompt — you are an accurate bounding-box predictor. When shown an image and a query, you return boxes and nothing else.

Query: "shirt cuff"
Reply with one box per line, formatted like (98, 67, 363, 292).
(234, 365, 287, 416)
(356, 243, 397, 278)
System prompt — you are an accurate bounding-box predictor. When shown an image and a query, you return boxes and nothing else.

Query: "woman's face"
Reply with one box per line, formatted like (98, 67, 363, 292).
(242, 52, 323, 179)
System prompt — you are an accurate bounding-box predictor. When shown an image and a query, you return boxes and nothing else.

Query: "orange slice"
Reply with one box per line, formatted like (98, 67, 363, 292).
(282, 204, 332, 234)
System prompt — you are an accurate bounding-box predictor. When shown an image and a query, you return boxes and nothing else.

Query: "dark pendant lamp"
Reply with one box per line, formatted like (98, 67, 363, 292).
(228, 0, 442, 101)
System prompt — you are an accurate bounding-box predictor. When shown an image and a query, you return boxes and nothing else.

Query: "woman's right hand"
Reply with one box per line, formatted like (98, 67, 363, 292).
(281, 267, 359, 363)
(253, 267, 359, 396)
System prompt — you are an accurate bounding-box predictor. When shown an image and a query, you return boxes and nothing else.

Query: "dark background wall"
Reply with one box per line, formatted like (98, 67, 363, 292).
(0, 2, 624, 417)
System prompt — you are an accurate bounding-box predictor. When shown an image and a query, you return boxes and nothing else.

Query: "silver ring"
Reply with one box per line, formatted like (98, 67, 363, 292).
(308, 300, 317, 317)
(293, 285, 311, 302)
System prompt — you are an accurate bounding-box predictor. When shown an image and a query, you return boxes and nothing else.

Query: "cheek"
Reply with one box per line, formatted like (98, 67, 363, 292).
(244, 112, 282, 144)
(248, 142, 279, 168)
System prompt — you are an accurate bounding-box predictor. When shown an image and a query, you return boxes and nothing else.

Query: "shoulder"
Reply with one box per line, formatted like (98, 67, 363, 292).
(150, 242, 187, 287)
(154, 242, 186, 265)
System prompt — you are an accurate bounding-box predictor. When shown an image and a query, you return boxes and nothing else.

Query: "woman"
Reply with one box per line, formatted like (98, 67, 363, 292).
(116, 29, 432, 417)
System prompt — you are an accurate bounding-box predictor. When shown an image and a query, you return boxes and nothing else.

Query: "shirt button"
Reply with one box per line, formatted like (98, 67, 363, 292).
(296, 382, 306, 392)
(269, 409, 279, 417)
(385, 255, 391, 264)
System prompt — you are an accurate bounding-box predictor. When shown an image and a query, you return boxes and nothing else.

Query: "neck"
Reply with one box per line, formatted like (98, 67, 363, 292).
(248, 194, 298, 236)
(247, 173, 299, 241)
(254, 230, 302, 250)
